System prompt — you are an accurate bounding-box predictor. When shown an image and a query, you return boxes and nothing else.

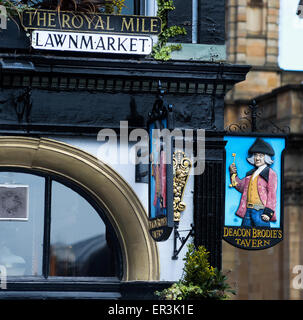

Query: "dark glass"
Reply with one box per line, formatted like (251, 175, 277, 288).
(121, 0, 135, 14)
(49, 181, 117, 277)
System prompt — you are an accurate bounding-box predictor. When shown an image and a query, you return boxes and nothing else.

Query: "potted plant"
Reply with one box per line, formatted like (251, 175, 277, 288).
(156, 243, 236, 300)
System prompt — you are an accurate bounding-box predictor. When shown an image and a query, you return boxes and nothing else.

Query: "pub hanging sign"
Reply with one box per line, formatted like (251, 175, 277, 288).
(21, 9, 162, 55)
(223, 135, 286, 250)
(147, 100, 174, 242)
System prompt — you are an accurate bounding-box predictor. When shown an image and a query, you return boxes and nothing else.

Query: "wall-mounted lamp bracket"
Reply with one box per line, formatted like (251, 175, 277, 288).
(172, 223, 194, 260)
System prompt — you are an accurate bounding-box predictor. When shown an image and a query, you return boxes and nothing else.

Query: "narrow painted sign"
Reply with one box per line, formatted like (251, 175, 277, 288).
(148, 104, 174, 242)
(31, 30, 153, 55)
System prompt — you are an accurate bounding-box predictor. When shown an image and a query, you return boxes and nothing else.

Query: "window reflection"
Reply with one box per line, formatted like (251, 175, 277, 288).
(0, 172, 44, 276)
(121, 0, 135, 15)
(50, 181, 117, 277)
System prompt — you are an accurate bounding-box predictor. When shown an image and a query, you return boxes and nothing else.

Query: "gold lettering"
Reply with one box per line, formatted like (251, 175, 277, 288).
(26, 11, 36, 26)
(48, 13, 56, 27)
(149, 217, 167, 230)
(150, 18, 159, 33)
(235, 238, 242, 245)
(258, 240, 263, 247)
(83, 14, 95, 29)
(244, 239, 251, 247)
(264, 240, 270, 246)
(37, 12, 47, 27)
(141, 18, 149, 32)
(94, 16, 105, 30)
(106, 16, 114, 31)
(224, 227, 229, 237)
(252, 228, 257, 238)
(152, 230, 163, 239)
(62, 14, 71, 28)
(251, 239, 257, 247)
(240, 239, 246, 247)
(71, 15, 84, 29)
(121, 17, 134, 32)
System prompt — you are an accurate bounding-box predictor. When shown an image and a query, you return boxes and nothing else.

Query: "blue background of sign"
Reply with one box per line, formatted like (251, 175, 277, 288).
(224, 136, 285, 228)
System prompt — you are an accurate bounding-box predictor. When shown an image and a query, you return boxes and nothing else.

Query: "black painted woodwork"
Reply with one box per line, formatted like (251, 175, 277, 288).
(194, 137, 227, 270)
(0, 55, 250, 134)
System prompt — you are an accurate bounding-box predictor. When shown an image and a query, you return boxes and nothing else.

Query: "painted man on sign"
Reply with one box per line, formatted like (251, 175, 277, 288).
(229, 138, 278, 228)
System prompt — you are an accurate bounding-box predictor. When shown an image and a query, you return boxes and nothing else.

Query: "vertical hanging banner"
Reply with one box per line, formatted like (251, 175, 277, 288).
(148, 104, 174, 242)
(223, 135, 286, 250)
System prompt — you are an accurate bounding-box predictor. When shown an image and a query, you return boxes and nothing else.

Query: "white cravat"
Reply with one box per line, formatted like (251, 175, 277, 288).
(252, 164, 267, 181)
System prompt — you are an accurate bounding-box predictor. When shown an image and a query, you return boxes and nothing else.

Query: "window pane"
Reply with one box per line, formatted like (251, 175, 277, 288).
(0, 172, 45, 276)
(50, 181, 117, 277)
(121, 0, 134, 15)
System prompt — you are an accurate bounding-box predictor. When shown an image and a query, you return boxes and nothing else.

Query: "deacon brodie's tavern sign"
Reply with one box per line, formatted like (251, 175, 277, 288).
(22, 10, 162, 55)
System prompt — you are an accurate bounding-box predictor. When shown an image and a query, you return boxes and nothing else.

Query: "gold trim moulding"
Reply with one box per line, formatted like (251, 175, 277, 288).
(173, 150, 192, 222)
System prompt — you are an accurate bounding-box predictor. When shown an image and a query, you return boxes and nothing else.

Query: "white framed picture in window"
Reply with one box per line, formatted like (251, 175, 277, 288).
(0, 185, 29, 221)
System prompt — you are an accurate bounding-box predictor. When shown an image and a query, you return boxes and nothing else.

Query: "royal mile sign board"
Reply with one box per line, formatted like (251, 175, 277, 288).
(21, 10, 162, 55)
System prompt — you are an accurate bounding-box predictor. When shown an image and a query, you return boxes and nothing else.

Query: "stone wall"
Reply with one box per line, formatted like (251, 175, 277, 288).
(225, 0, 281, 109)
(223, 0, 303, 300)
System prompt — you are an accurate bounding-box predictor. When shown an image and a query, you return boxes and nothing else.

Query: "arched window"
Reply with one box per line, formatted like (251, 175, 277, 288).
(0, 136, 159, 291)
(0, 170, 122, 280)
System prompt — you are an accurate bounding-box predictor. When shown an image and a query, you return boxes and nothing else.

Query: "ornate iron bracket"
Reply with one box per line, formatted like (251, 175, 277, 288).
(148, 80, 174, 126)
(226, 99, 290, 133)
(172, 223, 195, 260)
(136, 81, 174, 183)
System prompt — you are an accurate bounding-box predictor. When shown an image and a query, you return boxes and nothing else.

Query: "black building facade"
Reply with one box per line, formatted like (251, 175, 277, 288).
(0, 0, 249, 299)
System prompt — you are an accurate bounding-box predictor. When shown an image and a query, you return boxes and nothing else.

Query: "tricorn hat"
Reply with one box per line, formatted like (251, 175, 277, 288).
(248, 138, 275, 156)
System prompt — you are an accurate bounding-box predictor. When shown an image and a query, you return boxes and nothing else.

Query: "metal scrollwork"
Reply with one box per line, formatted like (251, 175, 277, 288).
(173, 150, 192, 222)
(225, 100, 290, 134)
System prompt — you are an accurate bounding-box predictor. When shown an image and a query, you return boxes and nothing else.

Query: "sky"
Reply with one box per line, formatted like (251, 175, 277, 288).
(279, 0, 303, 71)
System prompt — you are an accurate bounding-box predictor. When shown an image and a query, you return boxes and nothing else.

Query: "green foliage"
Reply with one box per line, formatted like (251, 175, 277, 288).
(152, 0, 187, 61)
(156, 243, 236, 300)
(0, 0, 126, 15)
(0, 0, 31, 16)
(105, 0, 126, 14)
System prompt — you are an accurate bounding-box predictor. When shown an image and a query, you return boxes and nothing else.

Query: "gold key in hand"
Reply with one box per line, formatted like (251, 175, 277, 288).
(229, 153, 238, 188)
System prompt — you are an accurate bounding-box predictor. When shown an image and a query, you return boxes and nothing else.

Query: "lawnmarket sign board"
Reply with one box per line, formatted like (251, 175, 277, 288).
(31, 30, 153, 55)
(22, 10, 162, 55)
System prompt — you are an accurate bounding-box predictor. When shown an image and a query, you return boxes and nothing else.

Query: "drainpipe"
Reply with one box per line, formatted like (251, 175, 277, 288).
(192, 0, 198, 43)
